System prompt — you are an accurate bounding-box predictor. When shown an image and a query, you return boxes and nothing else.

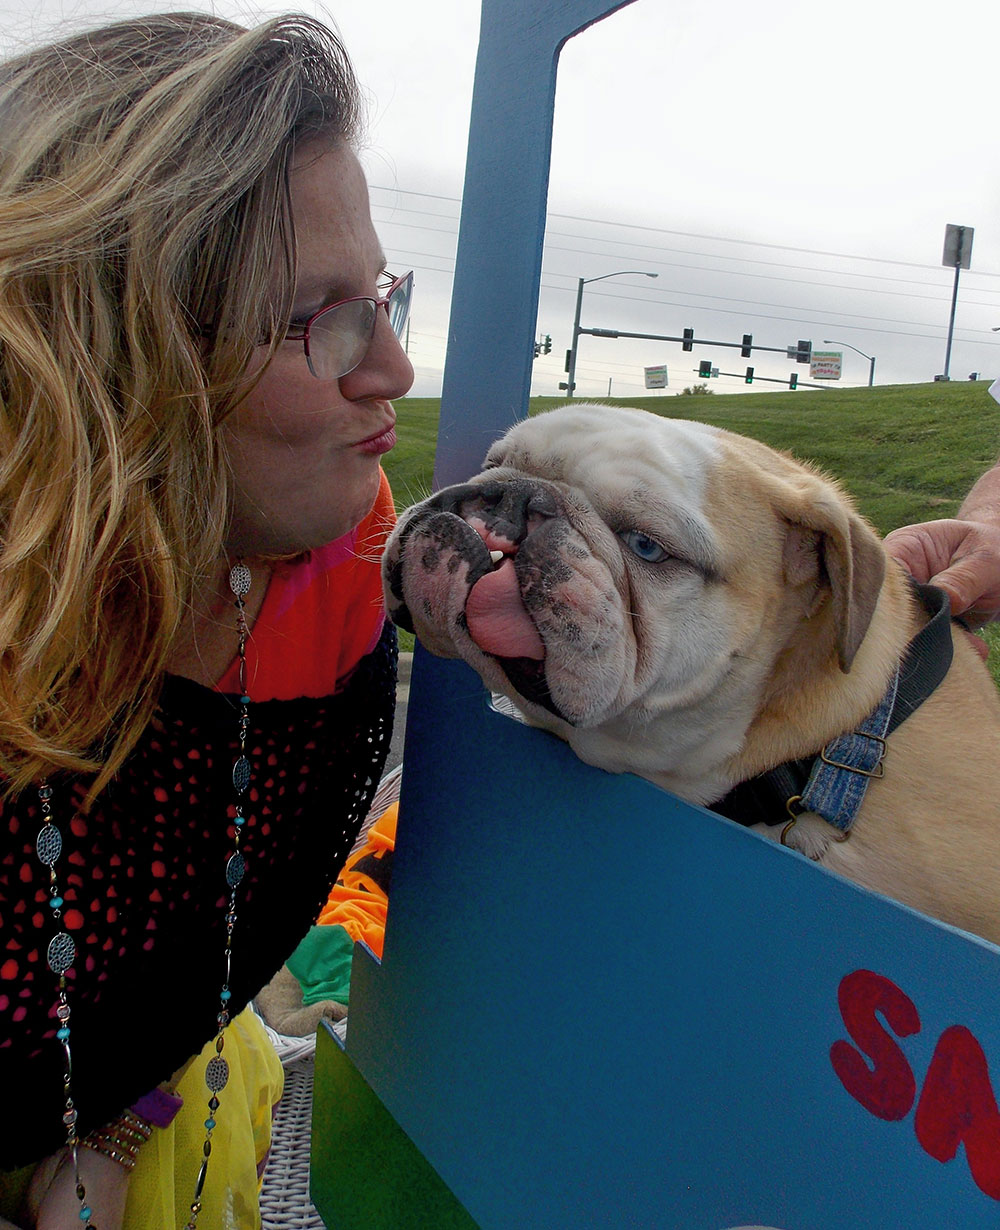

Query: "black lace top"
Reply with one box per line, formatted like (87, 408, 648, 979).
(0, 622, 397, 1168)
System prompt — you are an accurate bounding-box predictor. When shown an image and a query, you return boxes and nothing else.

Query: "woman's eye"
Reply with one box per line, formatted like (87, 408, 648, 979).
(619, 529, 670, 563)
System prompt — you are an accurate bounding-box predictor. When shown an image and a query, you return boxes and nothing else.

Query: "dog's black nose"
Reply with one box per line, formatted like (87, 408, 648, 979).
(429, 478, 559, 546)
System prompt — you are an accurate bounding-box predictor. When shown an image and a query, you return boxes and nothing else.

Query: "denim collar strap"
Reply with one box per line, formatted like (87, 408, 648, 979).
(712, 581, 954, 833)
(791, 666, 898, 833)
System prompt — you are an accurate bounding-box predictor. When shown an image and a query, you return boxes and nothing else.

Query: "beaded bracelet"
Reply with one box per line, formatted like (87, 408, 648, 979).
(80, 1109, 153, 1174)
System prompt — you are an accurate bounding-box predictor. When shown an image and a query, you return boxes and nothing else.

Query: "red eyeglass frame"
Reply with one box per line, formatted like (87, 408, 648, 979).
(283, 270, 413, 379)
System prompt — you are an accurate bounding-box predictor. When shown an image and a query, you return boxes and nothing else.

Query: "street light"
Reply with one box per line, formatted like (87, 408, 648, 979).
(823, 338, 876, 388)
(565, 270, 659, 398)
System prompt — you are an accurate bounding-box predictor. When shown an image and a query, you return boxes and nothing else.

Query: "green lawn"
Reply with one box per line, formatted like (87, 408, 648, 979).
(388, 381, 998, 534)
(385, 380, 1000, 672)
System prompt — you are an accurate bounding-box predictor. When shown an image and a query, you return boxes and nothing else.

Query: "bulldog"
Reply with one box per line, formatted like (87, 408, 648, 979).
(382, 404, 1000, 947)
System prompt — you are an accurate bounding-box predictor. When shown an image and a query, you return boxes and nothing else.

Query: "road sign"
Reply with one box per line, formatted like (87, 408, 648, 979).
(943, 224, 974, 270)
(810, 350, 842, 380)
(644, 365, 668, 389)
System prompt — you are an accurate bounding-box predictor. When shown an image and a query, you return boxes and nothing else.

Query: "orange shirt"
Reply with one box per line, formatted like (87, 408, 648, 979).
(216, 470, 396, 702)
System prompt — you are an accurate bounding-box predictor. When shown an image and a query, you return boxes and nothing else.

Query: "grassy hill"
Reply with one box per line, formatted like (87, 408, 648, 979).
(385, 381, 998, 537)
(383, 380, 1000, 671)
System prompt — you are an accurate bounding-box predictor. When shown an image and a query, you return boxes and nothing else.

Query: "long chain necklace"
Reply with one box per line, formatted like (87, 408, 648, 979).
(35, 561, 254, 1229)
(34, 777, 94, 1227)
(185, 560, 253, 1228)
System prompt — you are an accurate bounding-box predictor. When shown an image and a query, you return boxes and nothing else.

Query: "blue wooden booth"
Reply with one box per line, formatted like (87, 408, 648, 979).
(311, 3, 1000, 1226)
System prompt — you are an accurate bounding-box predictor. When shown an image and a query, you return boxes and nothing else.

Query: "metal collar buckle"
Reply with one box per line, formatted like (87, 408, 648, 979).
(819, 732, 887, 780)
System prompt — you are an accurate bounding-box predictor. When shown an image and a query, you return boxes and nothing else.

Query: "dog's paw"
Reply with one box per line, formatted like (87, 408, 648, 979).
(749, 813, 845, 861)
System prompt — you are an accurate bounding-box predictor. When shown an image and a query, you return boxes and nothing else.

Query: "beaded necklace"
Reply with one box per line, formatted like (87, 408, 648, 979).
(34, 561, 254, 1228)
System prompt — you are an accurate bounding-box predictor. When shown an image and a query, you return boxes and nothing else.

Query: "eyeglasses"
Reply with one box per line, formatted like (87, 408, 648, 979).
(284, 270, 413, 381)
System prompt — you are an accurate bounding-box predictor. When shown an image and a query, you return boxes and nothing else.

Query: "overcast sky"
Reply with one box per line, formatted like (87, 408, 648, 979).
(2, 0, 999, 398)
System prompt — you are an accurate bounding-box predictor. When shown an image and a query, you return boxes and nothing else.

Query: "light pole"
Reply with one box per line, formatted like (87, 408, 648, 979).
(823, 338, 876, 387)
(565, 270, 658, 398)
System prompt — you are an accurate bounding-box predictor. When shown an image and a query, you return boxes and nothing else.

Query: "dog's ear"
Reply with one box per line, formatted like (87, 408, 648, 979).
(781, 488, 885, 673)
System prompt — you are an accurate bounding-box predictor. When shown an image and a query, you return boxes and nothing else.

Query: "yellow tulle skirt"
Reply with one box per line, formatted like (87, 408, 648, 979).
(123, 1007, 284, 1229)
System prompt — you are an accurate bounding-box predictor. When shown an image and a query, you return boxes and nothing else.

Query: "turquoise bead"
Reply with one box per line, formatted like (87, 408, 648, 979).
(204, 1117, 216, 1130)
(57, 1027, 70, 1040)
(220, 989, 231, 1001)
(49, 896, 63, 909)
(79, 1207, 92, 1221)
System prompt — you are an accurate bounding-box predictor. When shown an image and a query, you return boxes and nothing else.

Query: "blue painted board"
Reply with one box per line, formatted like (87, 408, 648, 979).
(342, 651, 1000, 1228)
(436, 0, 635, 486)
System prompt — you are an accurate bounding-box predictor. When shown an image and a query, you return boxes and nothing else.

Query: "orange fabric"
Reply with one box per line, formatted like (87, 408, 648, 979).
(316, 802, 396, 959)
(216, 470, 395, 701)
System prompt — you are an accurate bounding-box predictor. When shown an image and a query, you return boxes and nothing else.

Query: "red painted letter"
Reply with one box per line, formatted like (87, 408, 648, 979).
(830, 969, 920, 1120)
(915, 1025, 1000, 1201)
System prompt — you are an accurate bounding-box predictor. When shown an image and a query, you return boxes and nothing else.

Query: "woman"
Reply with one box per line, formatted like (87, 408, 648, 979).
(0, 12, 413, 1227)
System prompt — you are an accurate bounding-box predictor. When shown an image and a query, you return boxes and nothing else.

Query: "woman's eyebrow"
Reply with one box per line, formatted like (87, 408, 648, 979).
(292, 253, 391, 316)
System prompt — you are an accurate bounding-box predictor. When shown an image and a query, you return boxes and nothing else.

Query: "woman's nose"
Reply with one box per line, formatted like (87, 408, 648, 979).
(340, 307, 414, 401)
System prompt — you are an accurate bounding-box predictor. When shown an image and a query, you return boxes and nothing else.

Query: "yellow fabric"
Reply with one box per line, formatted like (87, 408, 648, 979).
(123, 1007, 283, 1229)
(316, 803, 396, 959)
(0, 1008, 282, 1227)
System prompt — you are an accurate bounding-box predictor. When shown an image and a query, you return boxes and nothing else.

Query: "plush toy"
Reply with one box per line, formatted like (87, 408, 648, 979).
(255, 804, 396, 1037)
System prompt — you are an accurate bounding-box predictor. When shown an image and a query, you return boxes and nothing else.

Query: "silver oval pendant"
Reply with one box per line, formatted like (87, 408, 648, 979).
(36, 824, 62, 866)
(229, 563, 251, 598)
(46, 931, 76, 975)
(232, 756, 250, 794)
(205, 1055, 230, 1093)
(225, 852, 245, 888)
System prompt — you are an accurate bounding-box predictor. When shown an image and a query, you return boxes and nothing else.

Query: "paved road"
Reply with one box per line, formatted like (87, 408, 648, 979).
(385, 652, 411, 774)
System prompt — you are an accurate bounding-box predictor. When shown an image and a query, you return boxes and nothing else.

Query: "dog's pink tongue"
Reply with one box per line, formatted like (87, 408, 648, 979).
(465, 559, 545, 660)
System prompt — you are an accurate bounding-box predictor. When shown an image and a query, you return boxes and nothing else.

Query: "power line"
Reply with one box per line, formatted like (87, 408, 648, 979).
(547, 211, 1000, 278)
(372, 184, 1000, 280)
(546, 285, 997, 346)
(383, 247, 1000, 337)
(556, 282, 999, 334)
(379, 216, 1000, 300)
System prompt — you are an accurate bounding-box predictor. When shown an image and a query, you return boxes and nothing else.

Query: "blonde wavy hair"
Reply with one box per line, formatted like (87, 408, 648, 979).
(0, 11, 361, 799)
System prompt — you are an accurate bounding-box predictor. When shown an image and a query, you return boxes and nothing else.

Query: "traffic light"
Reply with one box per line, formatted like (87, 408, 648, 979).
(682, 328, 694, 352)
(796, 339, 811, 364)
(564, 350, 572, 373)
(542, 334, 552, 354)
(789, 373, 798, 390)
(741, 334, 753, 358)
(745, 366, 754, 384)
(532, 342, 541, 358)
(698, 360, 712, 378)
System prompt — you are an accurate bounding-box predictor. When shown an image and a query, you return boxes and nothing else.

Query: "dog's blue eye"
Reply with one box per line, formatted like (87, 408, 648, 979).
(619, 529, 669, 563)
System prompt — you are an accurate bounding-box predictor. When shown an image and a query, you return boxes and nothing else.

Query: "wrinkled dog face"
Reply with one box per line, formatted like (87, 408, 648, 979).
(382, 404, 885, 804)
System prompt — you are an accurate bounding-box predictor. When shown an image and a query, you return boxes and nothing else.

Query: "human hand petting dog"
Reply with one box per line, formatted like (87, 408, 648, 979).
(885, 455, 1000, 660)
(885, 518, 1000, 655)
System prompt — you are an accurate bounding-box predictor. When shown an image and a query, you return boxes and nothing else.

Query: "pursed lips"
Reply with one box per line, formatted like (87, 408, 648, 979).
(354, 404, 397, 452)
